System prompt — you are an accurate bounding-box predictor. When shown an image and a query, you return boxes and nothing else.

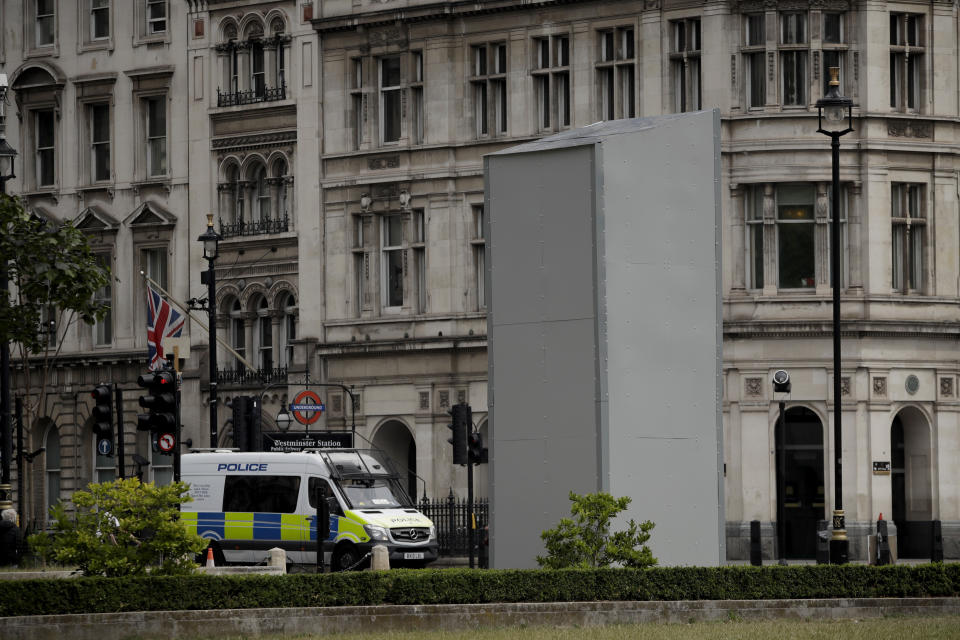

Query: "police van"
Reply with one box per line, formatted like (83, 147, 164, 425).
(180, 449, 438, 570)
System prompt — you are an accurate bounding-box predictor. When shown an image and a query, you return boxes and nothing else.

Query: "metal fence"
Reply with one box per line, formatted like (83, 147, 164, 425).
(418, 494, 489, 557)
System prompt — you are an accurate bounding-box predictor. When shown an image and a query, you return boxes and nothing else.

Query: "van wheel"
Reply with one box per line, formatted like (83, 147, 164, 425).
(332, 544, 361, 571)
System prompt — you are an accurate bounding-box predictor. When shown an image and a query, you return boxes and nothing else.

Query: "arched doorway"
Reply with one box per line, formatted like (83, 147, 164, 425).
(372, 420, 417, 500)
(776, 406, 825, 559)
(891, 407, 933, 558)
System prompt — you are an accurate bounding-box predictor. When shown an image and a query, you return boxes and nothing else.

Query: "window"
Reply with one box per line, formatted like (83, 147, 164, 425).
(351, 58, 364, 149)
(532, 35, 570, 131)
(142, 247, 167, 291)
(411, 51, 424, 144)
(671, 19, 701, 113)
(890, 13, 924, 111)
(256, 297, 272, 370)
(354, 214, 367, 315)
(596, 28, 635, 121)
(380, 56, 403, 144)
(278, 293, 297, 368)
(223, 475, 300, 513)
(780, 13, 807, 106)
(891, 184, 925, 292)
(93, 253, 112, 345)
(822, 13, 847, 97)
(36, 0, 55, 47)
(251, 41, 266, 98)
(413, 210, 426, 313)
(743, 14, 765, 108)
(308, 478, 344, 515)
(36, 109, 55, 187)
(146, 0, 166, 35)
(45, 427, 60, 517)
(381, 214, 404, 308)
(472, 42, 508, 136)
(745, 183, 846, 291)
(273, 158, 289, 219)
(472, 205, 486, 309)
(148, 434, 173, 485)
(144, 96, 167, 177)
(90, 0, 109, 40)
(229, 298, 245, 369)
(254, 165, 270, 222)
(90, 103, 110, 183)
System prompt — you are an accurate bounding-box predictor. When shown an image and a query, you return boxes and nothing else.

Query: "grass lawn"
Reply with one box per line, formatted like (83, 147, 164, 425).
(205, 617, 960, 640)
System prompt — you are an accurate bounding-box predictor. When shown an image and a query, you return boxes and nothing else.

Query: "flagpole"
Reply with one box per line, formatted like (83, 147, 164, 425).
(141, 272, 258, 374)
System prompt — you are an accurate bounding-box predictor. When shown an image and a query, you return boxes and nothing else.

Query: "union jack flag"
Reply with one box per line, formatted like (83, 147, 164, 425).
(146, 282, 185, 371)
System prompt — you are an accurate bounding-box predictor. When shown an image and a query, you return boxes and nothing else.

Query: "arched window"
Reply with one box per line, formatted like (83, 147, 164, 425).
(278, 292, 296, 368)
(271, 18, 287, 88)
(229, 297, 245, 369)
(254, 164, 270, 222)
(258, 296, 273, 370)
(45, 426, 61, 517)
(251, 40, 265, 97)
(220, 164, 242, 226)
(272, 157, 288, 219)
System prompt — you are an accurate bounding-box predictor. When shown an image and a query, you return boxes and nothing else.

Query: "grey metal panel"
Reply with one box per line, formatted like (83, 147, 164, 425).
(487, 111, 723, 569)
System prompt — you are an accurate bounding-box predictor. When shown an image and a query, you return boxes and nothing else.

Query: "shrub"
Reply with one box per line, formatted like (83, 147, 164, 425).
(27, 477, 206, 577)
(537, 491, 657, 569)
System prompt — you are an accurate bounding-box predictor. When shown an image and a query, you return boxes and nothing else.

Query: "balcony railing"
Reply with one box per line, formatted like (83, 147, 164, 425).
(219, 215, 289, 239)
(216, 366, 287, 386)
(217, 84, 286, 107)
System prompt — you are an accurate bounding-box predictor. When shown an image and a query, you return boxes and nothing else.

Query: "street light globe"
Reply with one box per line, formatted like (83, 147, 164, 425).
(824, 105, 847, 125)
(275, 407, 292, 432)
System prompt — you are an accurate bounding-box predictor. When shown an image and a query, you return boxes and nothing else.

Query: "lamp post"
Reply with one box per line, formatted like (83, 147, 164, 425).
(0, 73, 18, 512)
(198, 214, 221, 448)
(816, 67, 853, 565)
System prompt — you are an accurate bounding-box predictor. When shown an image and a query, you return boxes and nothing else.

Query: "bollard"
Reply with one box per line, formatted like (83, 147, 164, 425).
(268, 547, 287, 572)
(370, 544, 390, 571)
(876, 514, 891, 566)
(932, 520, 943, 563)
(749, 520, 762, 566)
(815, 520, 830, 565)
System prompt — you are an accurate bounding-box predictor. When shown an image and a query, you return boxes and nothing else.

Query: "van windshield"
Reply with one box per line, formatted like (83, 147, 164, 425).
(336, 477, 410, 509)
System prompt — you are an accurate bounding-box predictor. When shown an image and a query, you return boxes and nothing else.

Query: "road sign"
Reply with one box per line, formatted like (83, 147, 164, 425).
(97, 438, 112, 456)
(262, 431, 353, 452)
(157, 432, 176, 453)
(291, 389, 323, 425)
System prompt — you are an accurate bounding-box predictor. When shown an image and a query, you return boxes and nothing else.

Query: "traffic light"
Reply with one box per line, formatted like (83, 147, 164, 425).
(91, 384, 114, 455)
(136, 369, 177, 434)
(467, 430, 484, 464)
(447, 403, 468, 465)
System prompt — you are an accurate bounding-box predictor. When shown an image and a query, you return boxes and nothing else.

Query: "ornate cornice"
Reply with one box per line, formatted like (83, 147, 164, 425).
(212, 130, 298, 152)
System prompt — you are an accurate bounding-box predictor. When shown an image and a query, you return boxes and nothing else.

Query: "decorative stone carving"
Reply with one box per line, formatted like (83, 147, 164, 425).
(745, 377, 763, 397)
(643, 0, 661, 10)
(212, 131, 298, 152)
(905, 375, 920, 395)
(331, 393, 342, 413)
(872, 377, 887, 396)
(419, 391, 429, 410)
(887, 120, 931, 138)
(941, 377, 953, 397)
(841, 376, 851, 397)
(457, 390, 466, 405)
(439, 390, 449, 409)
(368, 28, 406, 48)
(368, 155, 400, 170)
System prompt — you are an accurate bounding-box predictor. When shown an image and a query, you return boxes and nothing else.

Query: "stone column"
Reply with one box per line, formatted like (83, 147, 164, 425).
(762, 184, 777, 295)
(816, 182, 831, 294)
(729, 183, 746, 293)
(848, 182, 863, 290)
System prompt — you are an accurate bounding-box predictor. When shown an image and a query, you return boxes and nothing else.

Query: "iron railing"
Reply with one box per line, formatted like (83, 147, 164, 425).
(219, 215, 289, 239)
(217, 84, 286, 107)
(418, 494, 489, 557)
(216, 366, 287, 385)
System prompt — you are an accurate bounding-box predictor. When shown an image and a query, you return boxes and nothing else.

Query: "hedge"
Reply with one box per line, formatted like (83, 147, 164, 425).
(1, 564, 959, 618)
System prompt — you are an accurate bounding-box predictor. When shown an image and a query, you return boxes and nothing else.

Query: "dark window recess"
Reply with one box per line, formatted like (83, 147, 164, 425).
(223, 475, 300, 513)
(308, 477, 344, 516)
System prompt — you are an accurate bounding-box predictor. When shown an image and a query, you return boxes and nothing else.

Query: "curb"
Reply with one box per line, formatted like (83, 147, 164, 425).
(5, 597, 960, 640)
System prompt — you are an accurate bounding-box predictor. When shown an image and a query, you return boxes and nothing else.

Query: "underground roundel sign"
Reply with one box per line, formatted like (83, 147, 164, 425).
(291, 389, 325, 425)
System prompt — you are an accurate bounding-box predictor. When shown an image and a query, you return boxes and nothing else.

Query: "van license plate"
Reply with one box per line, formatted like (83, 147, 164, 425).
(404, 552, 424, 560)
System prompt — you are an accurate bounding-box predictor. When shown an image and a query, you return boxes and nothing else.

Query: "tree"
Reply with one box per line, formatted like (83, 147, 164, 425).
(536, 491, 657, 569)
(0, 194, 111, 427)
(28, 478, 207, 577)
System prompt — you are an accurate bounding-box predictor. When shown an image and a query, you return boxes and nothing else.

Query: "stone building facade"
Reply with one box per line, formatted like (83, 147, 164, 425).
(3, 0, 960, 561)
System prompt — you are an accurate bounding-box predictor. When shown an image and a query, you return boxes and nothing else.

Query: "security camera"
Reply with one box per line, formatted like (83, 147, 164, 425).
(772, 369, 791, 393)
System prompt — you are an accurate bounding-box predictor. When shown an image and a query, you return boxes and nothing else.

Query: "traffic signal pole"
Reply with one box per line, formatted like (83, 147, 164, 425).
(467, 448, 474, 569)
(115, 386, 125, 479)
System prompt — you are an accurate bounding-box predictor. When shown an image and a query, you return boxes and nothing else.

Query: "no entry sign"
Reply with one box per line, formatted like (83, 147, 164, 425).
(291, 389, 324, 425)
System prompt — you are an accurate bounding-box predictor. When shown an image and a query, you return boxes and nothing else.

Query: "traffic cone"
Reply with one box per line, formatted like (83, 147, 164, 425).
(206, 547, 215, 568)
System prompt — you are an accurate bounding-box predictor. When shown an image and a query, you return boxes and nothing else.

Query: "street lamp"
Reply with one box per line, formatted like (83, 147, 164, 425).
(198, 214, 221, 448)
(0, 72, 17, 512)
(815, 67, 853, 565)
(275, 407, 292, 432)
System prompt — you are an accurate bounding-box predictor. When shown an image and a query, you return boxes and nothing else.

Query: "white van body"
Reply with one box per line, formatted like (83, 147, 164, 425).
(180, 449, 438, 570)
